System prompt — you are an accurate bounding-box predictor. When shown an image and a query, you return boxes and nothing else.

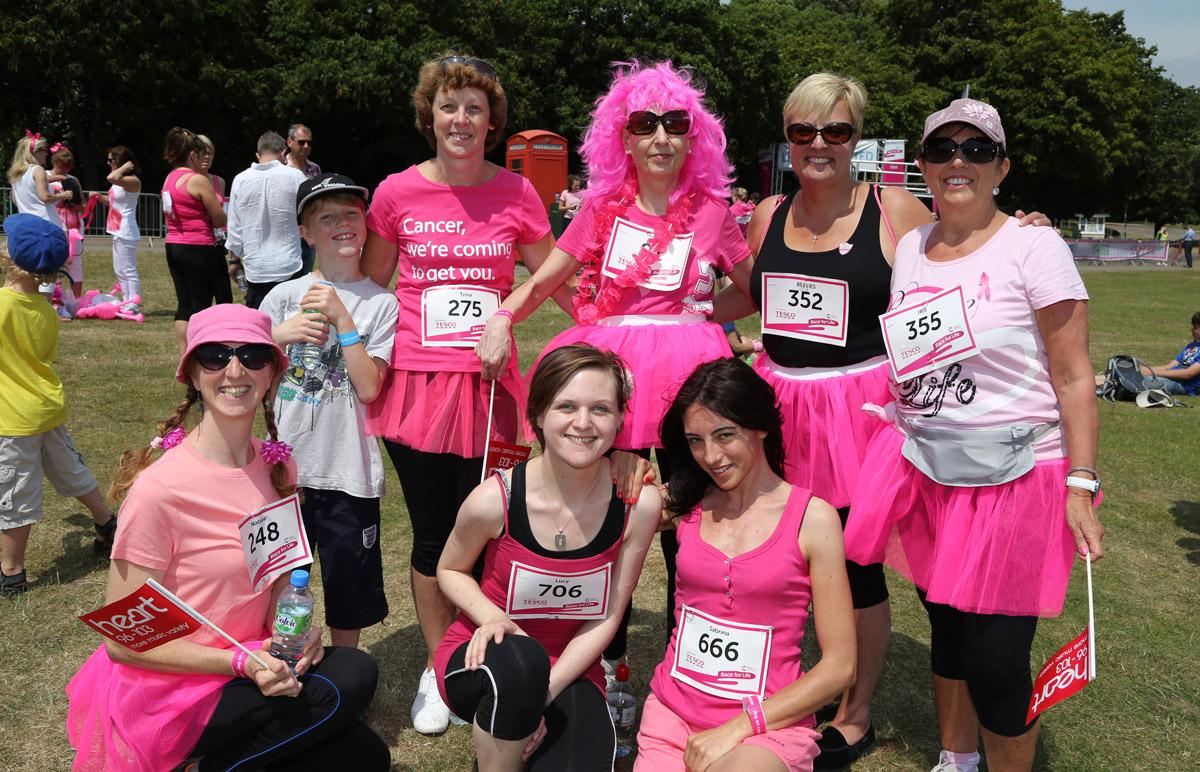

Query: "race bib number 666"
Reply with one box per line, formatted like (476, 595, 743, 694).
(669, 605, 773, 700)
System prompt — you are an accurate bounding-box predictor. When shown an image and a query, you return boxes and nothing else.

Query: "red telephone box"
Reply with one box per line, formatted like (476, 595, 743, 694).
(505, 130, 568, 210)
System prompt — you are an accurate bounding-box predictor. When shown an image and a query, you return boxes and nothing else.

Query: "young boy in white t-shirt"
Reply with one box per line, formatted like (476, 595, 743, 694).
(261, 174, 398, 647)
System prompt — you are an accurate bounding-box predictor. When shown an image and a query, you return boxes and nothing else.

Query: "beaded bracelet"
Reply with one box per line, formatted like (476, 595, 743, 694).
(337, 330, 362, 348)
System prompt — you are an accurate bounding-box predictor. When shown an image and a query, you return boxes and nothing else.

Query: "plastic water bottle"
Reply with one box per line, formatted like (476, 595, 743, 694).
(270, 569, 314, 673)
(606, 662, 635, 758)
(234, 266, 247, 292)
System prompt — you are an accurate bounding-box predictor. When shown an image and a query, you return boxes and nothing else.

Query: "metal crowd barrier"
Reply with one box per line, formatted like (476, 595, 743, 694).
(1065, 239, 1169, 265)
(0, 186, 165, 238)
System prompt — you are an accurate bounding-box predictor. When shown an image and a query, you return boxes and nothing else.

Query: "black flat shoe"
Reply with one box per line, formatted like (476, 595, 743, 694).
(1, 569, 28, 597)
(94, 515, 118, 556)
(814, 725, 877, 770)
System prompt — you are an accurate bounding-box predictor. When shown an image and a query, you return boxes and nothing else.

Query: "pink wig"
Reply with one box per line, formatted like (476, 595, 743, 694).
(579, 61, 733, 204)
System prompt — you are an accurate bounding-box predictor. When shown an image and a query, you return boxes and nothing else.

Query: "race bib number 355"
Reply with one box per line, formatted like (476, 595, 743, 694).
(421, 285, 501, 347)
(670, 605, 773, 700)
(879, 285, 979, 381)
(505, 561, 611, 621)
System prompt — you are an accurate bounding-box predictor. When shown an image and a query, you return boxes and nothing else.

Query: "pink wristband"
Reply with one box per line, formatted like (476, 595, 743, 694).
(742, 695, 767, 735)
(493, 309, 514, 323)
(231, 649, 249, 679)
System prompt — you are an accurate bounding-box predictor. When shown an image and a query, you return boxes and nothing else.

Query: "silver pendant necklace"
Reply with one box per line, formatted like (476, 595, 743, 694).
(540, 461, 603, 550)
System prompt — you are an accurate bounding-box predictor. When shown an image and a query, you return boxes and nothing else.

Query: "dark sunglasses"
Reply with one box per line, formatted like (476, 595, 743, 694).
(920, 136, 1002, 164)
(292, 139, 312, 146)
(786, 122, 854, 145)
(438, 55, 497, 78)
(192, 343, 277, 372)
(626, 110, 691, 136)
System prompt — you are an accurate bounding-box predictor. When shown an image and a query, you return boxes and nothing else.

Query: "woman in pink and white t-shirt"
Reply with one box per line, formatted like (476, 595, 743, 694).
(360, 53, 562, 735)
(482, 63, 755, 671)
(846, 99, 1103, 771)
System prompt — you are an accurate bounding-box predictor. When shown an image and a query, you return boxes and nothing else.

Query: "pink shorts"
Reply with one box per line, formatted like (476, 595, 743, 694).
(633, 693, 821, 772)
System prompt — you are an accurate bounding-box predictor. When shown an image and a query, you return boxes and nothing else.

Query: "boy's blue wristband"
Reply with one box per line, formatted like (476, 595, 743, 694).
(337, 330, 362, 348)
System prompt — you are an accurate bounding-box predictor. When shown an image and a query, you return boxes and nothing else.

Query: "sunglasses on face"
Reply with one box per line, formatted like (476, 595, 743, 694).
(192, 343, 277, 372)
(921, 136, 1002, 164)
(292, 139, 312, 146)
(786, 122, 855, 145)
(438, 55, 497, 78)
(626, 110, 691, 136)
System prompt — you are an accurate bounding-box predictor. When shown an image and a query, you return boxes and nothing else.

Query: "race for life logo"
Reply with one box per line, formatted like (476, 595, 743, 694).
(79, 579, 202, 652)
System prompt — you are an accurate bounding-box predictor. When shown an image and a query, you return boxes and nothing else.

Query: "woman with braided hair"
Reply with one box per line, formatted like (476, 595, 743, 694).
(66, 304, 388, 772)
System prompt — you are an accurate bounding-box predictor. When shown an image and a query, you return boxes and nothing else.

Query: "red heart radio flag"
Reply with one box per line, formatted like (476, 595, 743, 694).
(485, 440, 533, 479)
(1025, 627, 1092, 723)
(79, 579, 202, 652)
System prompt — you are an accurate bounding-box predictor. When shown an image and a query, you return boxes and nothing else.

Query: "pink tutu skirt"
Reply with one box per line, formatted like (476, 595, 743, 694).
(754, 354, 892, 509)
(66, 643, 251, 771)
(536, 316, 732, 450)
(366, 363, 527, 458)
(846, 425, 1076, 617)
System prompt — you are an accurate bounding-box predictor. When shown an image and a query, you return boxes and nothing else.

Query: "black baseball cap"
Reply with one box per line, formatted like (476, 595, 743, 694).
(295, 173, 369, 220)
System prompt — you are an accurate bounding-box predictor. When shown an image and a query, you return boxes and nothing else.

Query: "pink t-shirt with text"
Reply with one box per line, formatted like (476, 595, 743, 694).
(887, 218, 1088, 458)
(111, 438, 297, 646)
(366, 165, 549, 372)
(557, 195, 750, 317)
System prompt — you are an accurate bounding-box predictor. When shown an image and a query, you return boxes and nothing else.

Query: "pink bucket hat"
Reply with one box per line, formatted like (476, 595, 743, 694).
(922, 98, 1006, 148)
(175, 303, 287, 383)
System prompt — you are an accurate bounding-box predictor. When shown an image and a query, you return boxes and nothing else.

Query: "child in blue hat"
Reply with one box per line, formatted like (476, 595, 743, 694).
(1, 213, 117, 595)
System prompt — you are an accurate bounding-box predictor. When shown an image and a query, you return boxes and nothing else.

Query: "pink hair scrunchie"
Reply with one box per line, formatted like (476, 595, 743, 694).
(150, 426, 185, 451)
(260, 440, 293, 465)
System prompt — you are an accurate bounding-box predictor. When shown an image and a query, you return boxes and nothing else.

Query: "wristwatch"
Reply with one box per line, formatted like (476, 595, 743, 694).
(1065, 467, 1100, 498)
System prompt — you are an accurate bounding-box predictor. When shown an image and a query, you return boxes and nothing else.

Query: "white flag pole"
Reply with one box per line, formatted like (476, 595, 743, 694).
(1084, 550, 1097, 680)
(147, 578, 270, 669)
(480, 379, 496, 485)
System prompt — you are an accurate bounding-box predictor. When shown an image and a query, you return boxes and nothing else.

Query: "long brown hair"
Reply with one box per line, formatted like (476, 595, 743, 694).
(109, 384, 294, 506)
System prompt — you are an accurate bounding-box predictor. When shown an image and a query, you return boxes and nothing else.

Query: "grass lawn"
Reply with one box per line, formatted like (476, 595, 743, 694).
(1, 244, 1198, 770)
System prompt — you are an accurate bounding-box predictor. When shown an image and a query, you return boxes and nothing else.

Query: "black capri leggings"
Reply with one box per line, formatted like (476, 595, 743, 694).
(836, 506, 890, 609)
(166, 243, 232, 321)
(384, 440, 483, 577)
(444, 635, 615, 770)
(918, 590, 1040, 737)
(190, 646, 389, 771)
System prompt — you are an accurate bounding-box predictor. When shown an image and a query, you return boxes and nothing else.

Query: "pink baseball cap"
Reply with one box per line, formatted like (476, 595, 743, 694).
(922, 98, 1006, 148)
(175, 304, 287, 383)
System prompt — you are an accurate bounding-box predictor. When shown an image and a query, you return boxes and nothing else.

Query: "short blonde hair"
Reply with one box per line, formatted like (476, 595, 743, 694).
(782, 72, 868, 137)
(412, 53, 507, 152)
(1, 248, 56, 284)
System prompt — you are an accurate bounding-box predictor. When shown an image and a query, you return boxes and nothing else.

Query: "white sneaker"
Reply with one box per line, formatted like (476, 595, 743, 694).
(930, 750, 980, 772)
(411, 667, 451, 734)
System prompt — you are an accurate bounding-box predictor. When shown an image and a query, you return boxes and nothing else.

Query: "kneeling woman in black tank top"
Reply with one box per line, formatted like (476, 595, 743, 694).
(435, 345, 661, 770)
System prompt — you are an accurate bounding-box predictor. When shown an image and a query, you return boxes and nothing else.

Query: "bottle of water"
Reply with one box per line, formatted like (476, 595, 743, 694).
(234, 266, 247, 292)
(606, 662, 636, 758)
(270, 569, 314, 673)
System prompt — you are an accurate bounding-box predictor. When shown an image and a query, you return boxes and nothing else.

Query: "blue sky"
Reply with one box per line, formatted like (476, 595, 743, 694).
(1061, 1, 1199, 87)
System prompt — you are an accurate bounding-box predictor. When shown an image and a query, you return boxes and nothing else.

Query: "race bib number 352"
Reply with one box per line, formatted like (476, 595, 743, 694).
(505, 561, 611, 621)
(760, 272, 849, 347)
(669, 605, 772, 700)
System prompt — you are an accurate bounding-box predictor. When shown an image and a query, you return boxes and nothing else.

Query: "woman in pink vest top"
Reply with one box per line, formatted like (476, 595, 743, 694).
(436, 345, 660, 769)
(636, 358, 856, 772)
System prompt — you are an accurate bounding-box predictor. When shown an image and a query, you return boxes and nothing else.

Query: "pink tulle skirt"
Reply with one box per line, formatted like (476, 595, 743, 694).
(846, 426, 1077, 617)
(754, 354, 892, 509)
(536, 317, 732, 450)
(366, 365, 527, 458)
(66, 643, 251, 771)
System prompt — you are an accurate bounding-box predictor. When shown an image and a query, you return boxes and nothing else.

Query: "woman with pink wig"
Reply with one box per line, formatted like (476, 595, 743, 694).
(475, 61, 755, 675)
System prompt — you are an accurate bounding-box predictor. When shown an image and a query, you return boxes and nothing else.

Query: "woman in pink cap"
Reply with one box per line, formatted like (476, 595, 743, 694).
(846, 99, 1103, 772)
(67, 304, 388, 771)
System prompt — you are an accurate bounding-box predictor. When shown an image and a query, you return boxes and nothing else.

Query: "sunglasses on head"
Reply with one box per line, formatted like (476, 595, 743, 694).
(192, 343, 277, 372)
(438, 55, 497, 78)
(626, 110, 691, 136)
(786, 122, 855, 146)
(920, 136, 1002, 164)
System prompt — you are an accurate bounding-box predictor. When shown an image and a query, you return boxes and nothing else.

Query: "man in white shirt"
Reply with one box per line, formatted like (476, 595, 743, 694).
(226, 131, 306, 309)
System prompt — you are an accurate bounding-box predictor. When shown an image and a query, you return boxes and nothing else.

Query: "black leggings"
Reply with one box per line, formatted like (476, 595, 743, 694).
(604, 448, 676, 662)
(836, 507, 890, 609)
(384, 440, 482, 577)
(190, 647, 389, 771)
(443, 635, 614, 770)
(166, 243, 232, 321)
(918, 590, 1040, 737)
